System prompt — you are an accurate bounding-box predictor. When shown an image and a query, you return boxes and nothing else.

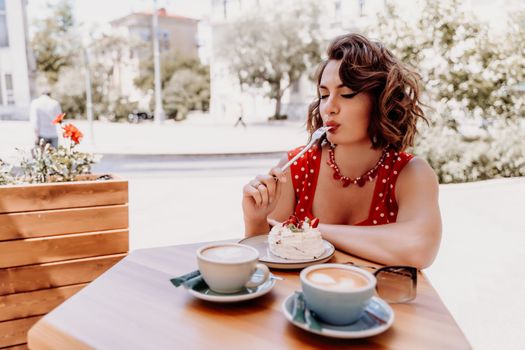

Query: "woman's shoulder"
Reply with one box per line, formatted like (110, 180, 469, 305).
(396, 155, 439, 195)
(401, 156, 435, 176)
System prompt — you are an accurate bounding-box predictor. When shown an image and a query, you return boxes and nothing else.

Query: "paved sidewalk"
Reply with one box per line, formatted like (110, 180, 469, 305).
(0, 118, 309, 161)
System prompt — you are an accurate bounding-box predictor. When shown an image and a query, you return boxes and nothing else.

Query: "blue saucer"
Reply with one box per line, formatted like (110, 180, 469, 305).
(281, 294, 394, 338)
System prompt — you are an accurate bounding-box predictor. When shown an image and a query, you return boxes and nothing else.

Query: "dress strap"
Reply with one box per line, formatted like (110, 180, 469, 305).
(288, 145, 322, 220)
(362, 150, 414, 225)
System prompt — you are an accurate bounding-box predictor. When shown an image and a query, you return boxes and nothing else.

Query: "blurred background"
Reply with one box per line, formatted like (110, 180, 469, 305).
(0, 0, 524, 349)
(1, 0, 524, 182)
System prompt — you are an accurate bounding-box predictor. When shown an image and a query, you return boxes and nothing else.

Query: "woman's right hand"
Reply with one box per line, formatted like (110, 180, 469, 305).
(242, 167, 287, 221)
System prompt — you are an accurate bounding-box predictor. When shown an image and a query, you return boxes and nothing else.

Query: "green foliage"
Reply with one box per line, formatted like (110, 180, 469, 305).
(15, 140, 95, 184)
(32, 0, 87, 117)
(413, 120, 525, 183)
(134, 51, 210, 120)
(51, 66, 86, 118)
(19, 142, 56, 183)
(163, 66, 210, 120)
(2, 119, 96, 185)
(88, 32, 134, 121)
(368, 0, 525, 183)
(218, 1, 323, 118)
(0, 159, 13, 185)
(31, 0, 77, 84)
(49, 31, 142, 121)
(108, 98, 139, 122)
(370, 0, 525, 128)
(133, 50, 205, 90)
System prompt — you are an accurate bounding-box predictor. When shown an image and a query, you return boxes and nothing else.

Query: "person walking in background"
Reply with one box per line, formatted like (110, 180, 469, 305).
(29, 88, 62, 148)
(234, 102, 247, 128)
(234, 115, 247, 128)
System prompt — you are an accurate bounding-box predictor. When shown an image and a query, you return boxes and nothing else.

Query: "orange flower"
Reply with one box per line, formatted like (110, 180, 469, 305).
(62, 123, 83, 144)
(52, 113, 66, 125)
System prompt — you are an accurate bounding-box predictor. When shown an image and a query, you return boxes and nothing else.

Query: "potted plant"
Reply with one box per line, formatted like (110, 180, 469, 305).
(0, 114, 129, 348)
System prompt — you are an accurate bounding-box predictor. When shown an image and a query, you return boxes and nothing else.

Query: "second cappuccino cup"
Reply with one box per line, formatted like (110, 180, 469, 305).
(197, 243, 270, 294)
(300, 263, 376, 325)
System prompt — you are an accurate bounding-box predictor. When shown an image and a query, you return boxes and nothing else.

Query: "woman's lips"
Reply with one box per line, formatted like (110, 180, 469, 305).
(326, 123, 339, 133)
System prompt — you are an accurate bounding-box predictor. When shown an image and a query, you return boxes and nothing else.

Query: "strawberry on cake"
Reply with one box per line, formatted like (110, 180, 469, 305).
(268, 216, 325, 260)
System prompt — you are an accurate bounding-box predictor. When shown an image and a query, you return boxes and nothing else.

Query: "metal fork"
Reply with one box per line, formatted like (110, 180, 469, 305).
(280, 126, 331, 172)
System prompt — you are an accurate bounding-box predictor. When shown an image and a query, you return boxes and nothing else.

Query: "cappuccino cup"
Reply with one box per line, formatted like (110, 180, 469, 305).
(197, 243, 270, 294)
(300, 263, 376, 325)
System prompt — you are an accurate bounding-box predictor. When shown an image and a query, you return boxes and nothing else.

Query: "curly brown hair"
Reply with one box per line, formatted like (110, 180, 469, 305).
(307, 33, 427, 152)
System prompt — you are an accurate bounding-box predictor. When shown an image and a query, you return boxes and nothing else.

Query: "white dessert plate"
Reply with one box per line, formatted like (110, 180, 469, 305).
(187, 273, 277, 303)
(281, 294, 395, 338)
(238, 234, 335, 269)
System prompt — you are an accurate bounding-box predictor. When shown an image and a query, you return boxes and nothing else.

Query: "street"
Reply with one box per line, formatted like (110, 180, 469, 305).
(92, 153, 282, 179)
(92, 153, 282, 249)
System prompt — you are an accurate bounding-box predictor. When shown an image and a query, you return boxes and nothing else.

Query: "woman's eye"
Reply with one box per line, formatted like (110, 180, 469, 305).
(320, 95, 328, 100)
(342, 92, 359, 99)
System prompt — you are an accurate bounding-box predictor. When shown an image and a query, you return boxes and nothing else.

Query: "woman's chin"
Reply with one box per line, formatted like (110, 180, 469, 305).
(326, 133, 341, 145)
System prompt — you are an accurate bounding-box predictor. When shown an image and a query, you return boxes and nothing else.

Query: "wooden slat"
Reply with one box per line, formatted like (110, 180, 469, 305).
(0, 230, 128, 268)
(0, 284, 86, 322)
(0, 254, 127, 296)
(0, 316, 42, 348)
(0, 179, 128, 214)
(0, 204, 128, 241)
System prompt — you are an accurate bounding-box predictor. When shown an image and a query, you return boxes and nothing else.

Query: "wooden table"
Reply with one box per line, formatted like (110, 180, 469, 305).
(28, 241, 471, 349)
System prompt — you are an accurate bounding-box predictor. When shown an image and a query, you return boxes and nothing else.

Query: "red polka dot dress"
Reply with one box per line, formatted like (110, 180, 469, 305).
(288, 145, 414, 225)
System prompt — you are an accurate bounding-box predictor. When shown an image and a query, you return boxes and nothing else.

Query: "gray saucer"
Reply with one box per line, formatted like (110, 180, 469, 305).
(187, 273, 277, 303)
(282, 294, 394, 338)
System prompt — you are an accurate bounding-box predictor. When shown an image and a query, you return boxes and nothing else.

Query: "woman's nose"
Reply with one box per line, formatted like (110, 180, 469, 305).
(324, 96, 339, 116)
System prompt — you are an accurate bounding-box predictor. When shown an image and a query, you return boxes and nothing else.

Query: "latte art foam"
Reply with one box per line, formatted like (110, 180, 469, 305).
(201, 246, 256, 262)
(306, 268, 369, 291)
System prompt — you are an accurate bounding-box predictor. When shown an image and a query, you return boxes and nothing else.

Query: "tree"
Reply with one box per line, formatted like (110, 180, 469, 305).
(133, 50, 207, 90)
(51, 66, 85, 117)
(87, 31, 139, 120)
(367, 0, 525, 183)
(134, 50, 210, 119)
(49, 29, 144, 121)
(369, 0, 525, 129)
(163, 67, 210, 120)
(31, 0, 77, 84)
(218, 1, 323, 119)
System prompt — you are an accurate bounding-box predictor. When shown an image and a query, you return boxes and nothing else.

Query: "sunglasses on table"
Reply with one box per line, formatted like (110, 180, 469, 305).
(344, 261, 418, 303)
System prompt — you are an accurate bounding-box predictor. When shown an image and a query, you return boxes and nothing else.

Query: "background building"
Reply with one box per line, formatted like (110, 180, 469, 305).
(109, 8, 200, 108)
(0, 0, 32, 120)
(110, 8, 199, 59)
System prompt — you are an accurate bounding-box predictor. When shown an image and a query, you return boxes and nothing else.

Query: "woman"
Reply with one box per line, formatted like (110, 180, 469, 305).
(242, 33, 441, 269)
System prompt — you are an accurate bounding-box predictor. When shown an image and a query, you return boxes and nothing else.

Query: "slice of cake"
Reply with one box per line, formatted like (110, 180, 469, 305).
(268, 216, 325, 260)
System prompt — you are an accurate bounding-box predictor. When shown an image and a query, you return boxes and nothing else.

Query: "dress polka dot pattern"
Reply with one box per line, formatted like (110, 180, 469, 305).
(288, 145, 414, 226)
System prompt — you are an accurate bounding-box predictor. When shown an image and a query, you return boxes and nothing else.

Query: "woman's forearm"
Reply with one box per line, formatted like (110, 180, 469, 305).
(319, 221, 440, 269)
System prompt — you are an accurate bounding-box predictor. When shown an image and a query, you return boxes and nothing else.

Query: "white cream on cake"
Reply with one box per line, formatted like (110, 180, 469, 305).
(268, 217, 325, 260)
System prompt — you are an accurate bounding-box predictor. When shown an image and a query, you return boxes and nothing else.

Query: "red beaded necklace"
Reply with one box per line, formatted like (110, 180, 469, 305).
(327, 145, 387, 187)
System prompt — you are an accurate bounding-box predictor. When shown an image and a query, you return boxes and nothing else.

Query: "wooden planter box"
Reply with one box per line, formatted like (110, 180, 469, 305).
(0, 176, 129, 349)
